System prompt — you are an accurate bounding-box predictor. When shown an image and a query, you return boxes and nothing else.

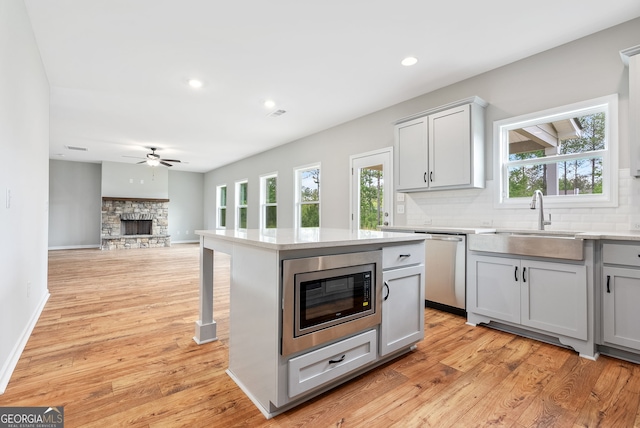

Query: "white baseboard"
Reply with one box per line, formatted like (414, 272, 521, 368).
(0, 290, 50, 394)
(48, 244, 100, 250)
(171, 239, 199, 244)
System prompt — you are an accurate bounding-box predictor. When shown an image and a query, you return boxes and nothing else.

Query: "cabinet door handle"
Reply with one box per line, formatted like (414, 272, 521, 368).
(430, 171, 433, 182)
(606, 275, 611, 293)
(399, 254, 411, 259)
(522, 267, 527, 283)
(383, 281, 390, 301)
(423, 172, 427, 183)
(514, 266, 518, 282)
(329, 354, 346, 364)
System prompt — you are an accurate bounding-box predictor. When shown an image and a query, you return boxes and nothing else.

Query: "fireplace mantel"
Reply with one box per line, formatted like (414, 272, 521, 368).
(102, 197, 170, 202)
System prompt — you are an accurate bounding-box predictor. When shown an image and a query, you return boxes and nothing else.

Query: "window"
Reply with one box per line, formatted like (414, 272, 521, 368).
(494, 94, 618, 208)
(216, 185, 227, 229)
(236, 180, 248, 230)
(295, 164, 320, 228)
(260, 173, 277, 229)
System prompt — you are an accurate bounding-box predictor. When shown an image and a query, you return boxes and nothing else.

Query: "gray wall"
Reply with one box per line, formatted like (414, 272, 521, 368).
(204, 17, 640, 231)
(48, 160, 204, 247)
(168, 170, 204, 243)
(49, 160, 102, 248)
(0, 0, 50, 393)
(102, 161, 169, 199)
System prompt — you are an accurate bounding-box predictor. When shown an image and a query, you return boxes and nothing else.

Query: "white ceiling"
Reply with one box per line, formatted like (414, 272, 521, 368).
(24, 0, 640, 173)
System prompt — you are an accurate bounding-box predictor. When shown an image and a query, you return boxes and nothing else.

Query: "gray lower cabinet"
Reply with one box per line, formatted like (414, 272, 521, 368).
(468, 254, 588, 341)
(380, 264, 424, 356)
(601, 243, 640, 352)
(380, 242, 425, 357)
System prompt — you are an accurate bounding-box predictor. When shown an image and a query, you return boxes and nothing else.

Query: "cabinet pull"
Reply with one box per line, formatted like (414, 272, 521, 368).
(383, 281, 390, 301)
(399, 254, 411, 259)
(522, 267, 527, 283)
(514, 266, 518, 282)
(606, 275, 611, 293)
(430, 171, 433, 182)
(423, 172, 427, 183)
(329, 354, 346, 364)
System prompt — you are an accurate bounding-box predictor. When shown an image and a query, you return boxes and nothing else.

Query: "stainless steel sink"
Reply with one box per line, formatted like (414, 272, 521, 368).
(468, 231, 584, 260)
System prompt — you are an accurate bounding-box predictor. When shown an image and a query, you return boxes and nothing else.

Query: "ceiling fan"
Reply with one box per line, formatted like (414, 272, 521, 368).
(136, 147, 181, 167)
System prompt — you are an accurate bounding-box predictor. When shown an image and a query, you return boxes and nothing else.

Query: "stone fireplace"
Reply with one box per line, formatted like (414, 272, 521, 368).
(101, 197, 171, 250)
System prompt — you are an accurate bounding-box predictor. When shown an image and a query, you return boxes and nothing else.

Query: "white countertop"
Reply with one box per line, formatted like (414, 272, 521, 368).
(381, 225, 640, 241)
(380, 225, 496, 234)
(195, 228, 427, 251)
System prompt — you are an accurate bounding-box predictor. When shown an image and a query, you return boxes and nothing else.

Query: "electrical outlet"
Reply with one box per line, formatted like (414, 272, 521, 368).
(423, 218, 432, 225)
(632, 223, 640, 231)
(481, 220, 493, 227)
(396, 205, 404, 214)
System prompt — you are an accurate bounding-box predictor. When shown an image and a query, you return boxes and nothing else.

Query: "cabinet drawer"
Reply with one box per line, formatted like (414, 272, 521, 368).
(603, 243, 640, 267)
(383, 242, 425, 270)
(288, 329, 377, 398)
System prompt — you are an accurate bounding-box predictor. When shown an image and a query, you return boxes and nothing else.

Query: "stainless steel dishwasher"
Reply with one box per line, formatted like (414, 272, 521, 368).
(419, 233, 466, 316)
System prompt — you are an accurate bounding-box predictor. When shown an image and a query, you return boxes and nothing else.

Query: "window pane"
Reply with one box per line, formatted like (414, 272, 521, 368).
(508, 112, 605, 161)
(266, 177, 277, 204)
(508, 157, 603, 198)
(360, 165, 384, 231)
(300, 169, 319, 202)
(220, 186, 227, 207)
(300, 203, 319, 228)
(239, 182, 248, 205)
(239, 207, 247, 229)
(265, 205, 277, 228)
(557, 158, 603, 195)
(219, 208, 226, 227)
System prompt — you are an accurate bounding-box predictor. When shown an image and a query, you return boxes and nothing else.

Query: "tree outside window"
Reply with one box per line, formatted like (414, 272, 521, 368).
(261, 174, 277, 229)
(236, 181, 248, 230)
(296, 166, 320, 228)
(217, 185, 227, 229)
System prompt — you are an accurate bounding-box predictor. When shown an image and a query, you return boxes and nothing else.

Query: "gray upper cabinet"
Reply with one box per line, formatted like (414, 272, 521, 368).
(394, 96, 487, 192)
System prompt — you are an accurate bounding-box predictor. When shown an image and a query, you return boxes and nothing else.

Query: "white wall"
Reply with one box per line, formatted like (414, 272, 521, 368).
(0, 0, 50, 393)
(204, 18, 640, 233)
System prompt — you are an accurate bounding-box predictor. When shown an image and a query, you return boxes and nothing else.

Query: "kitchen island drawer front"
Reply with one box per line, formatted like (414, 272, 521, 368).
(603, 243, 640, 267)
(288, 329, 377, 398)
(383, 242, 425, 270)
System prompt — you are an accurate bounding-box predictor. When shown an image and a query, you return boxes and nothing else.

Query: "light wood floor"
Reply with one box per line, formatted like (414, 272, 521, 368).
(1, 244, 640, 427)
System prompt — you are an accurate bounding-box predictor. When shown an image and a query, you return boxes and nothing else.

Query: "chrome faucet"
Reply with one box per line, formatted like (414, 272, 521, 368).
(530, 190, 552, 230)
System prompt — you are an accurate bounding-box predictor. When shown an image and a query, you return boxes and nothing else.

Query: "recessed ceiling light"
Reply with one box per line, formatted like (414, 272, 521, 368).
(401, 57, 418, 67)
(264, 99, 276, 109)
(188, 79, 203, 89)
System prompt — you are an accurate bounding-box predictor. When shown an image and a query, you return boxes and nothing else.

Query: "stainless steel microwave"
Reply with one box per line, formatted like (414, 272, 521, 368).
(282, 251, 382, 356)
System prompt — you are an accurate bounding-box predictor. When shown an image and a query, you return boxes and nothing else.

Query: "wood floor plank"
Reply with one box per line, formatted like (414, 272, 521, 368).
(0, 244, 638, 427)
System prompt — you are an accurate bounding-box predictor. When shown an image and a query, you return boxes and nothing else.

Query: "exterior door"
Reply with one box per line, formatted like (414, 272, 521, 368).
(350, 148, 393, 232)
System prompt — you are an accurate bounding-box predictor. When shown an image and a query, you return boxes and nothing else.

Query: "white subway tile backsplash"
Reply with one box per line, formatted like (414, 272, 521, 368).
(403, 169, 635, 232)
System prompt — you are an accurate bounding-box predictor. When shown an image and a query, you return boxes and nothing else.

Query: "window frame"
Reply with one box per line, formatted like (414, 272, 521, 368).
(216, 184, 227, 229)
(235, 179, 248, 230)
(294, 163, 321, 228)
(260, 172, 278, 230)
(494, 94, 618, 209)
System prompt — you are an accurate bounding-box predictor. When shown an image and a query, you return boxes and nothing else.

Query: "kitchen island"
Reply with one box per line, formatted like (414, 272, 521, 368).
(194, 228, 427, 418)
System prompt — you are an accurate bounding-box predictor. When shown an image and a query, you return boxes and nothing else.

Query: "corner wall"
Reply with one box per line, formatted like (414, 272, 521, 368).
(0, 0, 51, 393)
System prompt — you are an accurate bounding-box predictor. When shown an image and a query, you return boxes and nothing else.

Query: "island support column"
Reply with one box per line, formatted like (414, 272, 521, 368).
(194, 241, 217, 344)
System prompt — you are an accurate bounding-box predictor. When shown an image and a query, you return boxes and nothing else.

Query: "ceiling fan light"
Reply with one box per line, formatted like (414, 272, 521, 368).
(147, 158, 160, 167)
